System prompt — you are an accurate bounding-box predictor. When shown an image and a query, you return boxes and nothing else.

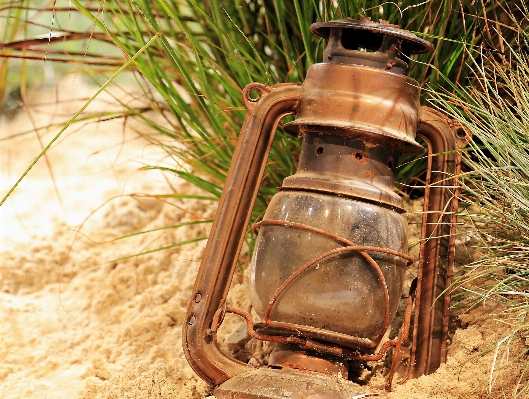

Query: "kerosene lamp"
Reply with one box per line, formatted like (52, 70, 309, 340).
(183, 18, 468, 398)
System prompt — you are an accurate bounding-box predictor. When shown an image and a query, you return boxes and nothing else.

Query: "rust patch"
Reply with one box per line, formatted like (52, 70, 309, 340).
(365, 170, 375, 179)
(353, 150, 368, 163)
(387, 156, 394, 169)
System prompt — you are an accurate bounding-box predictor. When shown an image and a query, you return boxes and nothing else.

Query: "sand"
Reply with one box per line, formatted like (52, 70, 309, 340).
(0, 76, 526, 398)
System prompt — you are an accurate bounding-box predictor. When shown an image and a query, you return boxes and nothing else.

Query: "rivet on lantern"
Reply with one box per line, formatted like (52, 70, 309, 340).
(183, 18, 470, 398)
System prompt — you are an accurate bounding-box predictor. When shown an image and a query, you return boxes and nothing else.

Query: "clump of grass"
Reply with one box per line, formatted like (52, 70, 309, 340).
(431, 9, 529, 394)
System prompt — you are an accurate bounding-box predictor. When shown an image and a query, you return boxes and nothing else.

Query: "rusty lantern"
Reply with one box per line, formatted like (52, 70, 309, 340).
(183, 18, 468, 398)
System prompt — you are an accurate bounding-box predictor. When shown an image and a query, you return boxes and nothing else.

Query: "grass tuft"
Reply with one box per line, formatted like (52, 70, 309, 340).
(430, 10, 529, 393)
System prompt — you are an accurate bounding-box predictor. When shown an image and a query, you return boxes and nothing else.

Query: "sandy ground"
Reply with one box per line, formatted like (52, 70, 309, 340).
(0, 76, 526, 398)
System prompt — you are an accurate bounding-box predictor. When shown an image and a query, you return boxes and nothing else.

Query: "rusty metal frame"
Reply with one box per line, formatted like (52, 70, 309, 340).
(184, 80, 467, 393)
(406, 106, 468, 378)
(182, 82, 302, 386)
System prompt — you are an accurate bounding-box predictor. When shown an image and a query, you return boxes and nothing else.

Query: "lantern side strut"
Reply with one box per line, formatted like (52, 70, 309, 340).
(407, 106, 468, 378)
(183, 83, 302, 386)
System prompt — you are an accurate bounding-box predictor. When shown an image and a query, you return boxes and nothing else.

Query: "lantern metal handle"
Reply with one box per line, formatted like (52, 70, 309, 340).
(183, 82, 302, 385)
(408, 106, 469, 378)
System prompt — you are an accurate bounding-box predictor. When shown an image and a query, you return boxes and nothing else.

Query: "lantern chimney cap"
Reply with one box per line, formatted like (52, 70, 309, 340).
(310, 18, 433, 56)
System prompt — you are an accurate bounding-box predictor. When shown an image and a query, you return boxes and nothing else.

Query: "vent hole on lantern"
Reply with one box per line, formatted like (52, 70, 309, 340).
(456, 127, 466, 138)
(341, 29, 383, 52)
(387, 159, 393, 169)
(247, 88, 261, 102)
(316, 147, 324, 155)
(355, 152, 364, 161)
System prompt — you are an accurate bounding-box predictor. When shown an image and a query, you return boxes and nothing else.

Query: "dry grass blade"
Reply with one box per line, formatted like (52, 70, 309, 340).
(0, 34, 159, 206)
(430, 8, 529, 394)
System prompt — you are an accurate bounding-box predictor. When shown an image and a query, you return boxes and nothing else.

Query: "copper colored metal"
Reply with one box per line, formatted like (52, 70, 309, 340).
(182, 83, 302, 385)
(268, 345, 348, 377)
(311, 18, 433, 55)
(225, 305, 306, 348)
(280, 132, 405, 210)
(387, 279, 417, 389)
(283, 63, 424, 155)
(311, 19, 431, 75)
(214, 368, 384, 399)
(407, 107, 468, 378)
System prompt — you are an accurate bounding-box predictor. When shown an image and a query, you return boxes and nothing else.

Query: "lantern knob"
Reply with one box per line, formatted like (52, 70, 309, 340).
(311, 18, 433, 74)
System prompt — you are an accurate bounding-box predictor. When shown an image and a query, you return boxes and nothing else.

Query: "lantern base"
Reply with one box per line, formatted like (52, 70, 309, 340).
(267, 345, 348, 377)
(214, 367, 386, 399)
